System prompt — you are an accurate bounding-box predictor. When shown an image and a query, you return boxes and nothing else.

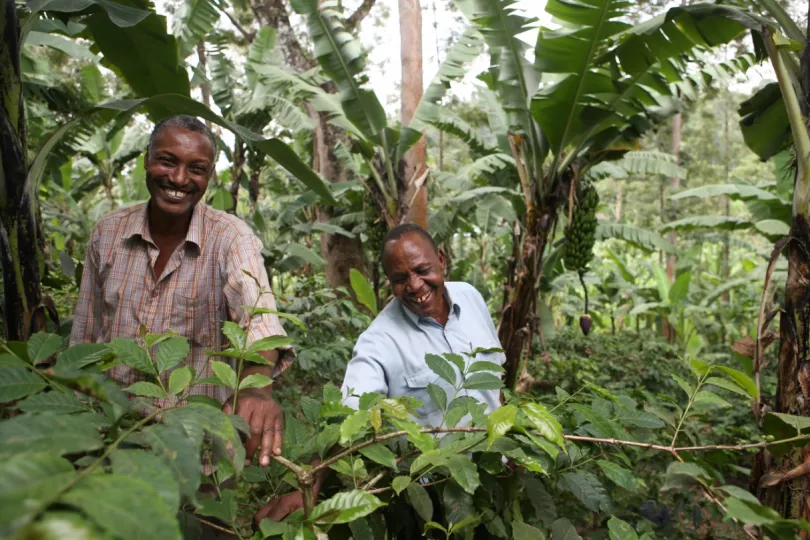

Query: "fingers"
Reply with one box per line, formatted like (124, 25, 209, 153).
(222, 401, 233, 416)
(268, 496, 298, 522)
(273, 412, 283, 456)
(260, 425, 274, 467)
(254, 500, 277, 525)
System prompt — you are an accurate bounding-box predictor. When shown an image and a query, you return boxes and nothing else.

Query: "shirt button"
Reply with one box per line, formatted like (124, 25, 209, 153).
(151, 289, 159, 298)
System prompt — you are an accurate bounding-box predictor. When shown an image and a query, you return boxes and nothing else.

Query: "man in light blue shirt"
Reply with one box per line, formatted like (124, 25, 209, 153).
(341, 224, 504, 427)
(254, 224, 504, 524)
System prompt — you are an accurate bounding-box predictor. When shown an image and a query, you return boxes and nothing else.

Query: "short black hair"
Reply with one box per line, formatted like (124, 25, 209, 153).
(148, 115, 217, 161)
(381, 223, 438, 267)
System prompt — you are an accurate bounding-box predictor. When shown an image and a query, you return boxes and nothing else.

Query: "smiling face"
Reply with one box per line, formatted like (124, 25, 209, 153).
(383, 232, 448, 324)
(145, 125, 214, 220)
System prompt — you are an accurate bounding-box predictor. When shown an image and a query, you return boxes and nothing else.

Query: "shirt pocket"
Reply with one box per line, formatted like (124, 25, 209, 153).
(172, 292, 215, 348)
(405, 369, 442, 418)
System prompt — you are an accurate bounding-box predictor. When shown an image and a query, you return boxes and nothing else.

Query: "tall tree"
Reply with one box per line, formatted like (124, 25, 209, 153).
(0, 0, 41, 340)
(399, 0, 428, 228)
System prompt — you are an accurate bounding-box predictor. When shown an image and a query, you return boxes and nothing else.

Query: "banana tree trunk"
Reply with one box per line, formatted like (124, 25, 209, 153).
(498, 204, 556, 391)
(754, 22, 810, 524)
(0, 0, 42, 341)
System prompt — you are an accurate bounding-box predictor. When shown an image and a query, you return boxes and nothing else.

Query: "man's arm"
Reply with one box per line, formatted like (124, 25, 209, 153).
(222, 234, 293, 466)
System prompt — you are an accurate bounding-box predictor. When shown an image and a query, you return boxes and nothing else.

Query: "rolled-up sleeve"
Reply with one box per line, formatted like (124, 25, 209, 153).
(223, 233, 295, 376)
(70, 227, 103, 346)
(341, 332, 389, 409)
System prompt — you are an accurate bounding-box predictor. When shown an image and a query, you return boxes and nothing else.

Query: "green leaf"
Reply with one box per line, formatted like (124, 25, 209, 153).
(463, 373, 503, 390)
(168, 367, 193, 396)
(694, 390, 732, 408)
(716, 366, 758, 400)
(84, 12, 190, 108)
(596, 460, 638, 490)
(427, 383, 447, 412)
(445, 353, 466, 374)
(467, 361, 504, 373)
(222, 321, 247, 351)
(0, 413, 103, 458)
(392, 476, 411, 495)
(211, 360, 238, 389)
(550, 518, 582, 540)
(487, 404, 517, 447)
(350, 268, 377, 315)
(238, 373, 273, 390)
(0, 367, 46, 402)
(513, 521, 546, 540)
(124, 381, 168, 398)
(608, 517, 639, 540)
(247, 335, 294, 356)
(110, 449, 180, 510)
(425, 353, 457, 386)
(446, 455, 480, 495)
(0, 453, 76, 530)
(724, 496, 783, 526)
(55, 343, 110, 371)
(142, 423, 201, 501)
(156, 337, 189, 374)
(671, 374, 694, 398)
(62, 475, 181, 539)
(559, 471, 613, 513)
(109, 339, 153, 374)
(522, 402, 565, 448)
(662, 461, 709, 491)
(310, 490, 386, 526)
(172, 0, 221, 58)
(406, 483, 433, 522)
(16, 390, 86, 414)
(162, 404, 242, 471)
(359, 444, 397, 469)
(26, 30, 98, 62)
(27, 332, 62, 365)
(669, 272, 691, 305)
(340, 409, 371, 444)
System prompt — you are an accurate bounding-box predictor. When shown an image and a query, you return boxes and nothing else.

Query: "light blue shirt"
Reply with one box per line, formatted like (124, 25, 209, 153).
(341, 282, 504, 427)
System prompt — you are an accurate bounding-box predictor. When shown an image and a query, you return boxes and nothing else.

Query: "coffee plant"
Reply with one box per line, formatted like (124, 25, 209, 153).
(3, 313, 810, 539)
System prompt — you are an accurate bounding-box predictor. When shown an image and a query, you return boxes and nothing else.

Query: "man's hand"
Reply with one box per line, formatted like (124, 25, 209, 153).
(254, 492, 305, 524)
(222, 387, 282, 466)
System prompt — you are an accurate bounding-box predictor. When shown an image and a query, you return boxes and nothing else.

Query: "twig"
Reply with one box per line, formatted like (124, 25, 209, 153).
(199, 518, 239, 536)
(367, 478, 448, 495)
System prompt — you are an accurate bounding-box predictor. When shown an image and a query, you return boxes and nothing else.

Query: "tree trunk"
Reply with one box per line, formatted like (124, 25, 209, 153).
(0, 0, 42, 340)
(722, 92, 731, 302)
(399, 0, 427, 228)
(664, 111, 681, 344)
(258, 0, 369, 288)
(498, 206, 557, 391)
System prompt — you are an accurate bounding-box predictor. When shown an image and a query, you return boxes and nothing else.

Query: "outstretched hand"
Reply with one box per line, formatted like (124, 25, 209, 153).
(222, 388, 283, 466)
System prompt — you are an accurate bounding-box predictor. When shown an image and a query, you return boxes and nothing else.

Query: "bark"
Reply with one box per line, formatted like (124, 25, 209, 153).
(498, 205, 557, 390)
(0, 0, 42, 340)
(399, 0, 427, 228)
(664, 111, 681, 343)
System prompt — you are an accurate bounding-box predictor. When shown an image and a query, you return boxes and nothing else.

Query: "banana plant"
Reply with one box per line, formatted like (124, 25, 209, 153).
(437, 0, 765, 390)
(662, 181, 791, 241)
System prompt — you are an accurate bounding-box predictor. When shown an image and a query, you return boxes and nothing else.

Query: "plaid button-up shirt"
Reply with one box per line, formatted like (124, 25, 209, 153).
(70, 202, 294, 407)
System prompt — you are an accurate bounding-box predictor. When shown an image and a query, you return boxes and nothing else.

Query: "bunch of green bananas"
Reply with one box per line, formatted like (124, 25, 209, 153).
(563, 181, 599, 274)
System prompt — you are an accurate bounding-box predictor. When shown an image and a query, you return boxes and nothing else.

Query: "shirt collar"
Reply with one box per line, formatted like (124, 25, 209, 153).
(123, 201, 205, 251)
(400, 285, 461, 327)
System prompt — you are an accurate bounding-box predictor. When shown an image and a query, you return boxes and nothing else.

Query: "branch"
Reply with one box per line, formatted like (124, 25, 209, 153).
(346, 0, 376, 30)
(223, 11, 254, 42)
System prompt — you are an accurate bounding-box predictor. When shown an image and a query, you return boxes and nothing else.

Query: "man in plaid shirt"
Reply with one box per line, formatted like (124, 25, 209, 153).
(70, 115, 293, 469)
